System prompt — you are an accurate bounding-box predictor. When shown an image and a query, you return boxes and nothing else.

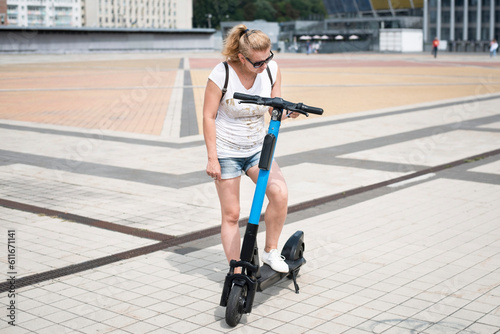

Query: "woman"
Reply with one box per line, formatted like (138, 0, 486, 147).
(203, 24, 298, 273)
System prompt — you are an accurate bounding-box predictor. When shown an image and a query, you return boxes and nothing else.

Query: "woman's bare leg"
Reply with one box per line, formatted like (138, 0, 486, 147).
(215, 177, 242, 270)
(246, 161, 288, 252)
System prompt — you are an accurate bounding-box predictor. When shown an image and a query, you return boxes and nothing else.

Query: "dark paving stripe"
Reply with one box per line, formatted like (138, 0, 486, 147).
(2, 113, 498, 189)
(278, 114, 500, 169)
(279, 94, 500, 133)
(0, 198, 174, 241)
(0, 149, 208, 188)
(180, 69, 198, 137)
(285, 148, 500, 213)
(0, 228, 219, 293)
(0, 123, 204, 149)
(1, 148, 498, 292)
(2, 94, 498, 147)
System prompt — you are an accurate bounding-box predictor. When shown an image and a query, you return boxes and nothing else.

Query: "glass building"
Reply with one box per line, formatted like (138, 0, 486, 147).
(324, 0, 424, 17)
(294, 0, 500, 52)
(425, 0, 499, 48)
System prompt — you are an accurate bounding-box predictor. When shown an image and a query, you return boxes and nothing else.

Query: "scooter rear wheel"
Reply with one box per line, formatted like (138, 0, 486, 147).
(225, 284, 247, 327)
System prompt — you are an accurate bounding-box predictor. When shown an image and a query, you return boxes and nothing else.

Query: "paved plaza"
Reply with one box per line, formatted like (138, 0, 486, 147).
(0, 51, 499, 333)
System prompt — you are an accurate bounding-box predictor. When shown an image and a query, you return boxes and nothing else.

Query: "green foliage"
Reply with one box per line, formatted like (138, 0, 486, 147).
(192, 0, 327, 28)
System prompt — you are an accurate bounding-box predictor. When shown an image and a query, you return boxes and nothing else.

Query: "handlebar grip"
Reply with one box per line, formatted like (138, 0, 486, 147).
(233, 92, 260, 101)
(300, 104, 324, 115)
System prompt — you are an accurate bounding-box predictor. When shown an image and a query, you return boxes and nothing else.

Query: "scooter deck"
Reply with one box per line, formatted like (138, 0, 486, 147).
(257, 257, 306, 292)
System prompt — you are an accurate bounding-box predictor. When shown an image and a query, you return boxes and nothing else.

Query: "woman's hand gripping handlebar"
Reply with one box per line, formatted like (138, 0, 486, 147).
(233, 93, 324, 117)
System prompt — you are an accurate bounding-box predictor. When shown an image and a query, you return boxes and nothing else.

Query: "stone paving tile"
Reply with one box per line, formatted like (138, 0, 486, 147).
(1, 53, 500, 333)
(0, 206, 156, 277)
(3, 171, 498, 333)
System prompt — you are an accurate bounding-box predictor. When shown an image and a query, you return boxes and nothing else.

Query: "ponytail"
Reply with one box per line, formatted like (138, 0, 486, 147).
(222, 24, 271, 61)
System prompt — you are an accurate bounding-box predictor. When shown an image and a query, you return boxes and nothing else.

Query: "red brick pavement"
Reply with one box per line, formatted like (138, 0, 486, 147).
(188, 56, 500, 69)
(0, 58, 179, 135)
(1, 54, 499, 136)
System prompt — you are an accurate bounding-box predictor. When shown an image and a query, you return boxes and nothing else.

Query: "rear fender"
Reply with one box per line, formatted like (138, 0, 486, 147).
(281, 231, 305, 261)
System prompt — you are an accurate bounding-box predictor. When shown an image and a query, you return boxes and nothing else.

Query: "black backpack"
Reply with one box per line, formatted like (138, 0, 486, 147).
(220, 61, 274, 102)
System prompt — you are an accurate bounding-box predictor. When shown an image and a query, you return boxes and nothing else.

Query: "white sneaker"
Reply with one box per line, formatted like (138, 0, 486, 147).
(262, 249, 289, 273)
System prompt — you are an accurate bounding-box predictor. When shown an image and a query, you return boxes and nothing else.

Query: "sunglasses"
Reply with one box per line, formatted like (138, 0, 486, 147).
(245, 50, 274, 68)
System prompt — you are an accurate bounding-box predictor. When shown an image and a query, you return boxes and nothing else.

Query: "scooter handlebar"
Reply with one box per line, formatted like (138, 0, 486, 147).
(233, 92, 260, 102)
(295, 103, 324, 115)
(233, 93, 323, 116)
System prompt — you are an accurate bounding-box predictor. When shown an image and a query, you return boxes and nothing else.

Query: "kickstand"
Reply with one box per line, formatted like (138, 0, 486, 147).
(291, 270, 300, 294)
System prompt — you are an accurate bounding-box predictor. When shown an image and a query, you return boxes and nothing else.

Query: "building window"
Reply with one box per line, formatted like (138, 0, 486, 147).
(442, 11, 451, 24)
(468, 28, 475, 40)
(441, 28, 450, 40)
(468, 10, 476, 23)
(481, 28, 489, 40)
(430, 28, 437, 39)
(481, 10, 490, 24)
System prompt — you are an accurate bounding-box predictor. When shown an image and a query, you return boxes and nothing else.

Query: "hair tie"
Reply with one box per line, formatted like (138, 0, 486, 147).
(243, 29, 256, 39)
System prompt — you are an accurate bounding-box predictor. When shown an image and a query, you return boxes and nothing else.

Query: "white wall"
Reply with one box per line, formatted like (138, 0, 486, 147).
(0, 27, 215, 53)
(380, 29, 423, 53)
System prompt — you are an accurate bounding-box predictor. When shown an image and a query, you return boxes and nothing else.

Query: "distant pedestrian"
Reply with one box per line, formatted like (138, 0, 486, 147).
(490, 39, 498, 57)
(432, 37, 439, 58)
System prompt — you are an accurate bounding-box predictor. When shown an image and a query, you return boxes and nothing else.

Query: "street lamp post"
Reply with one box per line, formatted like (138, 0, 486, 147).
(206, 13, 212, 28)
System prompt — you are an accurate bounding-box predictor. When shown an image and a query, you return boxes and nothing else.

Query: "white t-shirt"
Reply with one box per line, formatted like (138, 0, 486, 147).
(208, 60, 278, 158)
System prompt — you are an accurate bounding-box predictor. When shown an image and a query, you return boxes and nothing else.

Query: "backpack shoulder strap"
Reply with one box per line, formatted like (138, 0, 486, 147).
(221, 61, 273, 102)
(220, 61, 229, 102)
(266, 66, 274, 89)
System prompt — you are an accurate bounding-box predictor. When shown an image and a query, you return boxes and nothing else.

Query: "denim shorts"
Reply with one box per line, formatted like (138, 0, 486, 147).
(218, 151, 261, 180)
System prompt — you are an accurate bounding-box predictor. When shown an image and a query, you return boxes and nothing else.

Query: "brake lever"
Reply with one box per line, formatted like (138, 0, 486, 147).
(286, 107, 309, 118)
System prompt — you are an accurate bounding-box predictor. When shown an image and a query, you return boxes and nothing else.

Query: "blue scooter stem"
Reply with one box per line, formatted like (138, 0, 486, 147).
(248, 115, 282, 225)
(222, 93, 320, 324)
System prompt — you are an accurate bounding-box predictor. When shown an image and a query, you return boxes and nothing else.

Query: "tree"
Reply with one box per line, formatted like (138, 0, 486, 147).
(192, 0, 241, 29)
(192, 0, 326, 28)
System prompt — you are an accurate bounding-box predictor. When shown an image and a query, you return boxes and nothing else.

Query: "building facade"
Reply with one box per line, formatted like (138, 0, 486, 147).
(424, 0, 499, 44)
(6, 0, 81, 27)
(5, 0, 192, 29)
(1, 0, 7, 25)
(83, 0, 192, 29)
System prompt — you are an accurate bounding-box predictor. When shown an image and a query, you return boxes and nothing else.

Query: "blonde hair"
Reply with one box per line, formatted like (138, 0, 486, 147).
(222, 24, 271, 61)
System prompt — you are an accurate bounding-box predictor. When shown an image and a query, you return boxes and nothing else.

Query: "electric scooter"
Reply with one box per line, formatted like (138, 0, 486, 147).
(220, 92, 323, 327)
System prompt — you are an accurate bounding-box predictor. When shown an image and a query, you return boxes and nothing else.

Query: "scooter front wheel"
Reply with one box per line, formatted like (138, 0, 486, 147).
(225, 284, 247, 327)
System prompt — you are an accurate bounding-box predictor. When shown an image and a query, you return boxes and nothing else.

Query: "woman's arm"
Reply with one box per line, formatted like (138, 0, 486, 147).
(203, 79, 222, 181)
(271, 66, 298, 119)
(271, 66, 282, 99)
